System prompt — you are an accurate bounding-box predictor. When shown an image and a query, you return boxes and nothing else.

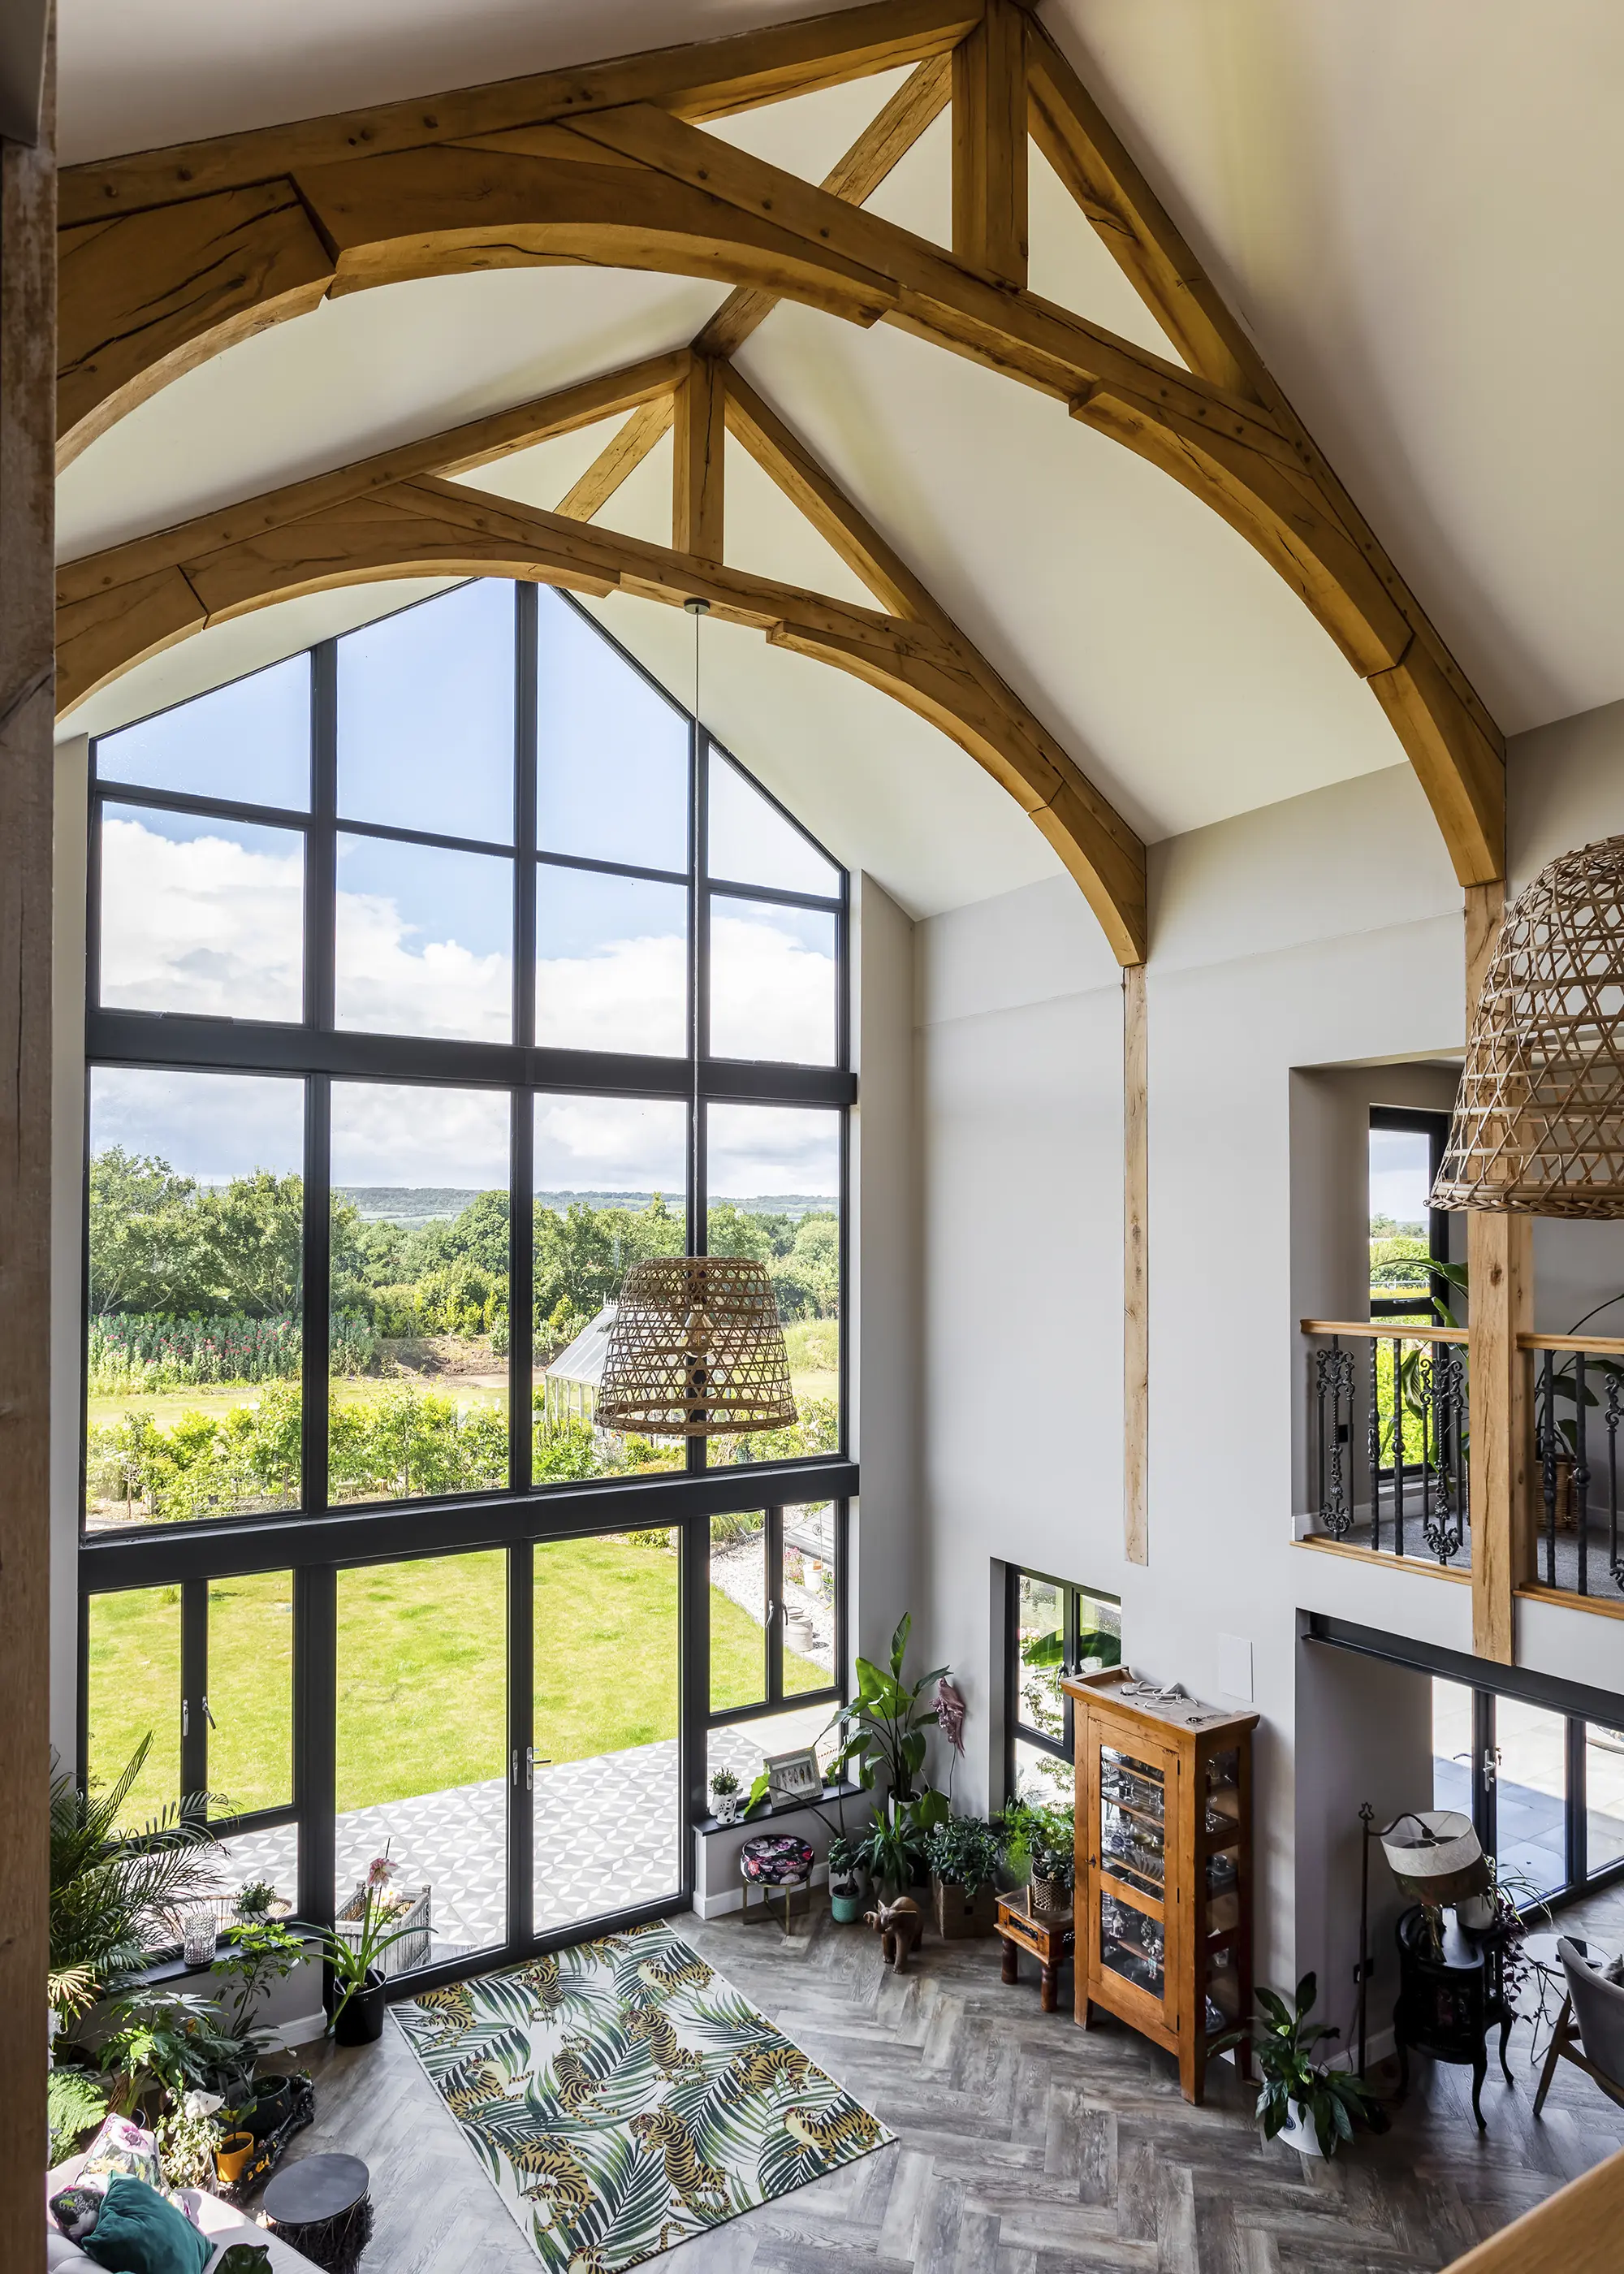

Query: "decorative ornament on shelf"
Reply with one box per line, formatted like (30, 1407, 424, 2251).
(596, 1256, 797, 1437)
(1434, 834, 1624, 1217)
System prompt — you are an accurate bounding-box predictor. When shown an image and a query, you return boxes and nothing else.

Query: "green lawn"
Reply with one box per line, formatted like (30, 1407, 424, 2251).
(86, 1537, 827, 1826)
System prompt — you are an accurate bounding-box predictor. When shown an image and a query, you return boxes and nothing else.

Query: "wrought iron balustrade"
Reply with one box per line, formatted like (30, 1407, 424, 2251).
(1300, 1321, 1471, 1570)
(1527, 1334, 1624, 1598)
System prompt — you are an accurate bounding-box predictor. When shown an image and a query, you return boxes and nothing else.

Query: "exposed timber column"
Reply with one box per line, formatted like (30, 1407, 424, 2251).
(672, 353, 726, 563)
(1124, 961, 1148, 1564)
(0, 14, 56, 2262)
(1464, 880, 1531, 1664)
(951, 0, 1028, 287)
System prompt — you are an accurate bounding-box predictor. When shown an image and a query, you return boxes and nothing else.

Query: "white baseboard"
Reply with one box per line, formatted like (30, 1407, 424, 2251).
(270, 2011, 329, 2049)
(693, 1863, 830, 1921)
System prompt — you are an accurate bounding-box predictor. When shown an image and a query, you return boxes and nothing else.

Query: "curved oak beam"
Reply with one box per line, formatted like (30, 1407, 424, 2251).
(55, 0, 1505, 894)
(57, 457, 1148, 964)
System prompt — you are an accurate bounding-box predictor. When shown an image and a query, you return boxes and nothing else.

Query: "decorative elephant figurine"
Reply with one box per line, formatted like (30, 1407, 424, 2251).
(863, 1896, 922, 1974)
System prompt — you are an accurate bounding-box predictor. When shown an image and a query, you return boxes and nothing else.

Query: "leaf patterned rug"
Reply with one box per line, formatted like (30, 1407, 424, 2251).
(392, 1921, 893, 2272)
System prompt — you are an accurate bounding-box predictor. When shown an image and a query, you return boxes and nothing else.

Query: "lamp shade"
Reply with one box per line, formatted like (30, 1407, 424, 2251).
(1379, 1810, 1491, 1905)
(595, 1256, 797, 1437)
(1433, 835, 1624, 1217)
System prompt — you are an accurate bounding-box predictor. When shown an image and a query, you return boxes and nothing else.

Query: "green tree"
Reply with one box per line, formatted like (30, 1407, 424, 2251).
(88, 1148, 205, 1312)
(196, 1169, 303, 1314)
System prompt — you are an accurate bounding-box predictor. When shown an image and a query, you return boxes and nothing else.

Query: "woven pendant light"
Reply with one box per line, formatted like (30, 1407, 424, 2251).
(1434, 834, 1624, 1217)
(595, 1256, 797, 1437)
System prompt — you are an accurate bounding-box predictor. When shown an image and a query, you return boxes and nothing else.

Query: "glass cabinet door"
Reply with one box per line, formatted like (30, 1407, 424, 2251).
(1089, 1730, 1178, 2029)
(1202, 1744, 1243, 2036)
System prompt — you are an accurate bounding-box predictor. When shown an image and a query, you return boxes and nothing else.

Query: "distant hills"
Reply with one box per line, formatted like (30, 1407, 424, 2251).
(336, 1187, 834, 1226)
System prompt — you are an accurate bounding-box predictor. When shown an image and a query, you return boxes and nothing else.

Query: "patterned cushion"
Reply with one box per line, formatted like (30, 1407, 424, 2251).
(740, 1834, 816, 1885)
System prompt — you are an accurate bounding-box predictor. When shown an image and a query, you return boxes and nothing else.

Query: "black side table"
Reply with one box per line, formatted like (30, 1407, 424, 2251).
(1393, 1905, 1514, 2129)
(263, 2151, 374, 2274)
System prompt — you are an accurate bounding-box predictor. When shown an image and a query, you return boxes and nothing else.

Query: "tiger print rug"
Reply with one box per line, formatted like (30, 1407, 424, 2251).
(392, 1922, 893, 2272)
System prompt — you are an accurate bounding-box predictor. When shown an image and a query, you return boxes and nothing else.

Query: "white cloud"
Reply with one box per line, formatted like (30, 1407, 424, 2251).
(709, 914, 834, 1065)
(101, 817, 303, 1022)
(534, 1096, 688, 1195)
(708, 1105, 840, 1200)
(536, 933, 686, 1055)
(330, 1082, 510, 1189)
(334, 885, 510, 1042)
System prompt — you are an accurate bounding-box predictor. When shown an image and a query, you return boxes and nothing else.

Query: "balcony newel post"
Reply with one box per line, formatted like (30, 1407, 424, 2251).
(1466, 1211, 1531, 1662)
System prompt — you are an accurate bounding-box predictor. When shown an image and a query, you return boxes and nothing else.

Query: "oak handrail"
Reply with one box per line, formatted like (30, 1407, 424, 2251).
(1440, 2142, 1624, 2272)
(1299, 1318, 1469, 1346)
(1520, 1333, 1624, 1357)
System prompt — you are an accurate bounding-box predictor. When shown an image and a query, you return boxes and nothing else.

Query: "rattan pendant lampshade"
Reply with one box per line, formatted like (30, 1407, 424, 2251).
(595, 1256, 797, 1437)
(1433, 835, 1624, 1217)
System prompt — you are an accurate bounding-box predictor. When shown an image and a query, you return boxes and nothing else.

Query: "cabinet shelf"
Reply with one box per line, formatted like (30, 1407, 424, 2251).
(1066, 1667, 1258, 2109)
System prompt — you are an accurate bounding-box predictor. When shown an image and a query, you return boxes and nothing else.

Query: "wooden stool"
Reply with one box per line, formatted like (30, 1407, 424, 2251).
(996, 1893, 1073, 2014)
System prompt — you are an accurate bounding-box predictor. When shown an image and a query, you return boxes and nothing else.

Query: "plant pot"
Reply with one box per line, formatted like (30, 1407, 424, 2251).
(1275, 2103, 1325, 2159)
(330, 1969, 387, 2046)
(215, 2132, 256, 2186)
(830, 1882, 864, 1924)
(1030, 1873, 1072, 1917)
(245, 2074, 295, 2138)
(932, 1875, 998, 1939)
(711, 1791, 741, 1827)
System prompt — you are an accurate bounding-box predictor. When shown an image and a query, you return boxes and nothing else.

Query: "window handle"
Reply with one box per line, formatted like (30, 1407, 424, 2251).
(182, 1698, 188, 1738)
(201, 1695, 217, 1730)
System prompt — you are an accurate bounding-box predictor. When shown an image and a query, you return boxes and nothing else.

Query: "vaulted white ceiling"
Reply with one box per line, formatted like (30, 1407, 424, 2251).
(57, 0, 1624, 915)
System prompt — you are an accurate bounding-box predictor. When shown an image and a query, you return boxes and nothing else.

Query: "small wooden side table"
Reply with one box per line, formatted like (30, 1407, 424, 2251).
(996, 1894, 1073, 2013)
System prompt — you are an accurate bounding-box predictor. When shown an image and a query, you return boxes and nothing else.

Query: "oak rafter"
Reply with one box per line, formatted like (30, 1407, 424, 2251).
(54, 0, 1505, 902)
(56, 356, 1148, 962)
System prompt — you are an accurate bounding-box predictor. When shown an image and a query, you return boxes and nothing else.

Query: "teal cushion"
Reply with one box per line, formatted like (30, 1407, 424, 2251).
(81, 2177, 212, 2274)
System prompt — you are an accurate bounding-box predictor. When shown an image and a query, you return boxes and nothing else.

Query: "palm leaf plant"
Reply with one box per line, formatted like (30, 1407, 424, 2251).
(823, 1614, 950, 1837)
(1213, 1972, 1376, 2156)
(50, 1736, 222, 2021)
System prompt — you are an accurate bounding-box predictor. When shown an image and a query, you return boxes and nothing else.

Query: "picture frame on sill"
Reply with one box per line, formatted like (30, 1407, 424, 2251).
(763, 1747, 823, 1806)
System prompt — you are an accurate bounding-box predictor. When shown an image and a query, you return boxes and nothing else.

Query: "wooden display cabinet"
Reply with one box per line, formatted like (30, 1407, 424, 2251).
(1062, 1667, 1257, 2104)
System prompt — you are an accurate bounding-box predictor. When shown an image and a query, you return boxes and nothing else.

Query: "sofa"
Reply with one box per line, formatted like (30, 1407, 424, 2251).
(47, 2159, 321, 2272)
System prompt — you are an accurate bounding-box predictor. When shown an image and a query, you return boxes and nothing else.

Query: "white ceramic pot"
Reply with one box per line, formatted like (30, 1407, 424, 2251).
(712, 1791, 741, 1826)
(1276, 2102, 1324, 2158)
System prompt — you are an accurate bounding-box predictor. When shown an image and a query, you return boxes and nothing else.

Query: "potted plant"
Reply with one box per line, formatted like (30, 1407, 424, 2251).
(1002, 1801, 1076, 1913)
(926, 1817, 1003, 1939)
(214, 1913, 308, 2133)
(1216, 1973, 1376, 2157)
(824, 1614, 952, 1842)
(709, 1766, 743, 1827)
(827, 1834, 864, 1923)
(858, 1813, 927, 1903)
(313, 1870, 424, 2044)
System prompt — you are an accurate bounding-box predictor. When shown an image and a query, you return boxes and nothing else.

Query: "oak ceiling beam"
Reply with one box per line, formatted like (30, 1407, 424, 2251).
(56, 426, 1147, 964)
(672, 353, 726, 560)
(694, 50, 950, 361)
(58, 0, 980, 223)
(555, 396, 673, 521)
(951, 0, 1027, 287)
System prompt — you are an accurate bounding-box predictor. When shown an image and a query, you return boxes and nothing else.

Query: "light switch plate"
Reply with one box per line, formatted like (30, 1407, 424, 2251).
(1218, 1633, 1254, 1702)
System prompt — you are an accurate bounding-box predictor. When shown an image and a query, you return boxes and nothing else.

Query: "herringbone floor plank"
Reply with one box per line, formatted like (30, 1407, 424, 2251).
(279, 1883, 1624, 2273)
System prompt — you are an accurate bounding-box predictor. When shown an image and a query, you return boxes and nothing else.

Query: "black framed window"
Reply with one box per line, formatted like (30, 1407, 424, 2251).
(1369, 1106, 1453, 1324)
(77, 578, 855, 1977)
(1005, 1565, 1121, 1807)
(1432, 1677, 1624, 1909)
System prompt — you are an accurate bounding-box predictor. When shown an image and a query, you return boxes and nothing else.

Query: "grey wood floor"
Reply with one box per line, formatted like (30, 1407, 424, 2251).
(267, 1884, 1624, 2274)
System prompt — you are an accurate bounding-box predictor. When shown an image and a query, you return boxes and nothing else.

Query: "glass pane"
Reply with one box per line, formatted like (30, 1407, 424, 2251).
(1432, 1678, 1474, 1816)
(708, 751, 839, 896)
(1100, 1889, 1164, 1999)
(330, 1083, 510, 1506)
(96, 658, 311, 811)
(706, 1105, 840, 1468)
(707, 1704, 836, 1800)
(532, 1092, 688, 1487)
(100, 802, 303, 1022)
(710, 896, 836, 1065)
(1206, 1942, 1240, 2035)
(536, 867, 687, 1056)
(336, 1551, 507, 1965)
(205, 1825, 300, 1917)
(535, 1529, 681, 1932)
(336, 581, 515, 845)
(335, 832, 512, 1042)
(1099, 1744, 1165, 1899)
(1014, 1575, 1065, 1744)
(537, 586, 689, 871)
(87, 1588, 182, 1829)
(782, 1502, 836, 1697)
(86, 1069, 304, 1532)
(1076, 1591, 1122, 1672)
(1494, 1697, 1569, 1897)
(710, 1511, 767, 1711)
(1588, 1725, 1624, 1878)
(1370, 1122, 1436, 1317)
(1014, 1735, 1071, 1808)
(206, 1571, 293, 1818)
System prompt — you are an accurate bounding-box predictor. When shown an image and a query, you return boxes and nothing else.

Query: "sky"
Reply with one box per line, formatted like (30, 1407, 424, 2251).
(1369, 1124, 1433, 1227)
(90, 580, 843, 1195)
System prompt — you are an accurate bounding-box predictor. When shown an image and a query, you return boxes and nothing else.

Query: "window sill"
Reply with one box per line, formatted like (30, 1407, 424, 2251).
(698, 1779, 861, 1835)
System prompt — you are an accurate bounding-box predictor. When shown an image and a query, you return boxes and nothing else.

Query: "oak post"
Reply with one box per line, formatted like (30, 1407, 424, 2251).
(0, 25, 55, 2265)
(951, 0, 1027, 287)
(1124, 960, 1148, 1564)
(1463, 881, 1530, 1662)
(672, 353, 726, 562)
